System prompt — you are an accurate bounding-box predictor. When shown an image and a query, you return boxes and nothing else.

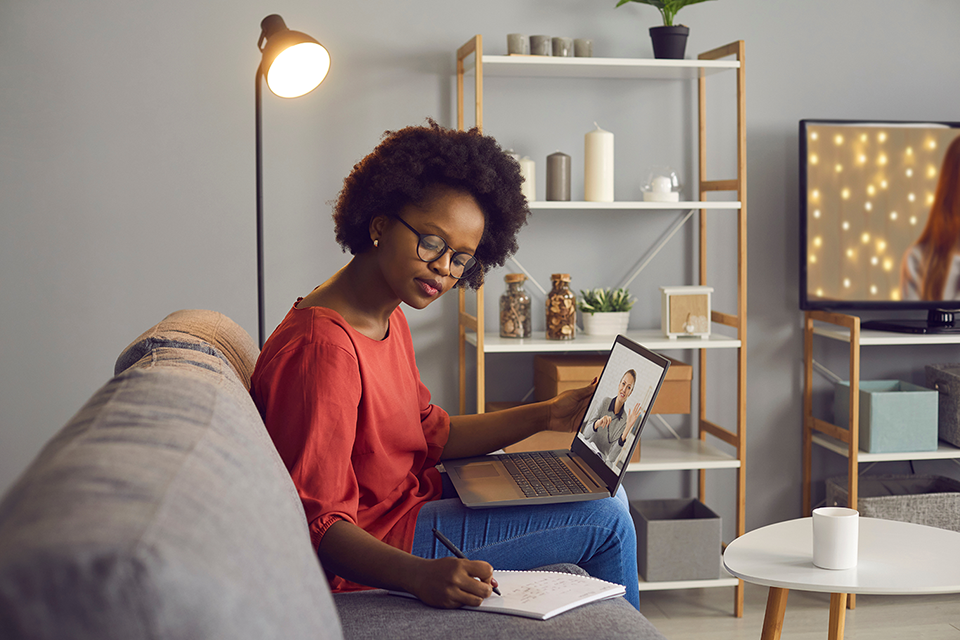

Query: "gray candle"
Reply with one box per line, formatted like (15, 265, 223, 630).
(574, 38, 593, 57)
(507, 34, 529, 55)
(552, 37, 574, 57)
(546, 151, 571, 201)
(530, 35, 552, 56)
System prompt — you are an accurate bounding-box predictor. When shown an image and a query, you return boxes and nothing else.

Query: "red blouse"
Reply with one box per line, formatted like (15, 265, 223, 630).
(250, 303, 450, 592)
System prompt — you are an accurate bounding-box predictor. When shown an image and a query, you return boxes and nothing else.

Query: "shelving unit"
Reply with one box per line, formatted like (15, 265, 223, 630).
(454, 35, 747, 616)
(802, 310, 960, 516)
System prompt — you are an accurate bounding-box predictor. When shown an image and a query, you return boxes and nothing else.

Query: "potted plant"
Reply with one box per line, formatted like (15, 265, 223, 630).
(615, 0, 716, 60)
(578, 287, 637, 336)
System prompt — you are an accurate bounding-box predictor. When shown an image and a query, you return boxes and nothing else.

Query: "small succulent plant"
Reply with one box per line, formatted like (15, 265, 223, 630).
(577, 288, 637, 315)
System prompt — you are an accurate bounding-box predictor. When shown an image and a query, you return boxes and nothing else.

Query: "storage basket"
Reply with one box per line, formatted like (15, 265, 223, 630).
(825, 474, 960, 532)
(924, 363, 960, 448)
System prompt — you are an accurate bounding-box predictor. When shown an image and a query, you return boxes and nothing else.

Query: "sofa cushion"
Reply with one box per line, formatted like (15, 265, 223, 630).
(333, 564, 664, 640)
(115, 309, 259, 390)
(0, 360, 341, 639)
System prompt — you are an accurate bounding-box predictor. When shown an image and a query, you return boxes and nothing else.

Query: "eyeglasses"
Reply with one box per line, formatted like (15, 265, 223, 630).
(392, 216, 480, 280)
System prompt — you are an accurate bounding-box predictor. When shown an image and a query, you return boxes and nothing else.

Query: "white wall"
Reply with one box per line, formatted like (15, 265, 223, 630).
(3, 0, 960, 538)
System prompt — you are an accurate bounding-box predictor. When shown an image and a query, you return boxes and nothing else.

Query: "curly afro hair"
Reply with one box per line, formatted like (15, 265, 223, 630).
(333, 119, 529, 289)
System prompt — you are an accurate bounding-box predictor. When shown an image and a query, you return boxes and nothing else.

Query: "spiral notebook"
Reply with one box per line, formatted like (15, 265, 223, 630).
(390, 570, 626, 620)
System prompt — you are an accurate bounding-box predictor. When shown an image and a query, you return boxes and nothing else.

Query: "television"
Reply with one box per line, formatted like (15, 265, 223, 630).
(799, 119, 960, 333)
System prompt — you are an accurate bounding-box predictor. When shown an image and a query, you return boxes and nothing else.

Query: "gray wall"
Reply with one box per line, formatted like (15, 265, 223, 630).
(3, 0, 960, 540)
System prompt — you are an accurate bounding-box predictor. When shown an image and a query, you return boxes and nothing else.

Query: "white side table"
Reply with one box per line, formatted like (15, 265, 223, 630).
(723, 517, 960, 639)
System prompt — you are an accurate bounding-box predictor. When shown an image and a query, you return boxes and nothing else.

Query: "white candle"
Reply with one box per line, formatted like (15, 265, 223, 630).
(519, 156, 536, 202)
(584, 123, 614, 202)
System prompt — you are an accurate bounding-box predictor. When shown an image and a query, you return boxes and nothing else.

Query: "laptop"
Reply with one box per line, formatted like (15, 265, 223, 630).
(445, 335, 671, 508)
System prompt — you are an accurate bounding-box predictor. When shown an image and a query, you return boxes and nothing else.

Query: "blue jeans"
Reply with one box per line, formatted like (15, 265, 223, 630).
(411, 475, 640, 610)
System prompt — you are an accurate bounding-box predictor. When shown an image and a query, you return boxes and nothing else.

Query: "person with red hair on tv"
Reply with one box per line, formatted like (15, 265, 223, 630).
(901, 135, 960, 301)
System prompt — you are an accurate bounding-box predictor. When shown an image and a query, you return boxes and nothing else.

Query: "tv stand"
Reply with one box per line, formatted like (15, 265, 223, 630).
(860, 309, 960, 334)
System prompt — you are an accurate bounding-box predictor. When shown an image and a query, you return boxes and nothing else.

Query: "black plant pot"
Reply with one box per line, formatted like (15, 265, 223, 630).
(649, 25, 689, 59)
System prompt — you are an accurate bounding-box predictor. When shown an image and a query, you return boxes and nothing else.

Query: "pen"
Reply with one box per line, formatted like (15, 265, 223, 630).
(432, 528, 501, 596)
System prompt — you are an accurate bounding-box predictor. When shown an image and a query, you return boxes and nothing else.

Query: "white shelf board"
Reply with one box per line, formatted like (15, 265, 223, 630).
(813, 326, 960, 346)
(467, 330, 741, 353)
(627, 438, 740, 472)
(465, 55, 739, 80)
(812, 432, 960, 462)
(528, 200, 741, 210)
(638, 575, 740, 591)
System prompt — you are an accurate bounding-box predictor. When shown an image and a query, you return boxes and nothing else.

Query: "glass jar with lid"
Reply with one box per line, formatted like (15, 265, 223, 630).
(545, 273, 576, 340)
(499, 273, 531, 338)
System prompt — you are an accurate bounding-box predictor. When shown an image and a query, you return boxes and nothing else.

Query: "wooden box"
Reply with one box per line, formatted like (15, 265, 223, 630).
(533, 353, 692, 415)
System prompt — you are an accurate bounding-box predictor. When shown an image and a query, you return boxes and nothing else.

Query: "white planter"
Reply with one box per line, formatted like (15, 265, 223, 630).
(581, 311, 630, 336)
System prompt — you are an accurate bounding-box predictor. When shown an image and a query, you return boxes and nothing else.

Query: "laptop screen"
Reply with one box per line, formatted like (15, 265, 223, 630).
(572, 336, 670, 486)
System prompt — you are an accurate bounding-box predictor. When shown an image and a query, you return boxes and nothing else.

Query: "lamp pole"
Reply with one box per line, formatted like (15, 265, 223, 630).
(255, 63, 266, 348)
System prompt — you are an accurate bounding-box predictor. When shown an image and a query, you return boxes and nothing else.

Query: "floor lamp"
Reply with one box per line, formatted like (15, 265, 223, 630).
(255, 14, 330, 347)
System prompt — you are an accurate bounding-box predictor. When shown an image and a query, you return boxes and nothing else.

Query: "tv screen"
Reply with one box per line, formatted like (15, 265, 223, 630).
(799, 119, 960, 332)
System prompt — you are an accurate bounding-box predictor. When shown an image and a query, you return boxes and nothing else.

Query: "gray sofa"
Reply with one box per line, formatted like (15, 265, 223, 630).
(0, 309, 665, 640)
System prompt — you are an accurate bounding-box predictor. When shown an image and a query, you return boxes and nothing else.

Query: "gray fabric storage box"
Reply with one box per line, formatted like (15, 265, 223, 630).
(924, 363, 960, 448)
(826, 474, 960, 532)
(833, 380, 938, 453)
(630, 498, 721, 582)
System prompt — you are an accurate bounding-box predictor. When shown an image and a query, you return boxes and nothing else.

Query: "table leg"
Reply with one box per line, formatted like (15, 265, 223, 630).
(760, 587, 789, 640)
(828, 593, 847, 640)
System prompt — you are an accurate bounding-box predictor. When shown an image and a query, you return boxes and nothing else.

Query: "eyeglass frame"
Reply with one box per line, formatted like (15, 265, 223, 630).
(390, 215, 481, 280)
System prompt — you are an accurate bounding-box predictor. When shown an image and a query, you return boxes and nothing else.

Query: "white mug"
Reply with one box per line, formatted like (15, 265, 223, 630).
(812, 507, 859, 570)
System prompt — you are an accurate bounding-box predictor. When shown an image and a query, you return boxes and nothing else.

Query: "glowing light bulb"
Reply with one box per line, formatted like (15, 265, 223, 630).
(927, 139, 937, 150)
(871, 256, 879, 266)
(867, 185, 876, 196)
(906, 168, 914, 178)
(846, 248, 855, 258)
(811, 189, 820, 200)
(843, 278, 851, 288)
(928, 165, 938, 179)
(861, 232, 870, 244)
(883, 258, 894, 271)
(891, 289, 901, 301)
(860, 133, 868, 142)
(813, 236, 823, 247)
(910, 216, 918, 225)
(878, 132, 887, 143)
(810, 255, 817, 264)
(816, 288, 824, 297)
(906, 146, 914, 156)
(881, 179, 889, 189)
(908, 193, 916, 202)
(842, 221, 850, 231)
(927, 193, 935, 206)
(890, 211, 898, 221)
(865, 202, 873, 211)
(834, 134, 844, 145)
(813, 209, 821, 219)
(870, 285, 878, 295)
(878, 153, 888, 166)
(810, 154, 819, 165)
(811, 131, 819, 141)
(835, 164, 844, 173)
(842, 188, 851, 199)
(877, 240, 887, 252)
(857, 154, 867, 165)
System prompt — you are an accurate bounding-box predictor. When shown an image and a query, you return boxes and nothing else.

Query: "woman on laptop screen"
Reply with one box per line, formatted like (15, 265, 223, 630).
(250, 121, 639, 611)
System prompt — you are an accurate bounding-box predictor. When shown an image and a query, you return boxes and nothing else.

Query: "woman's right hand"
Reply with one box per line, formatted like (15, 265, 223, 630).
(408, 557, 497, 608)
(594, 415, 612, 430)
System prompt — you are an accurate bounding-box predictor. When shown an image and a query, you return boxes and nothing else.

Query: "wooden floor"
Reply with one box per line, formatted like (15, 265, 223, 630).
(640, 583, 960, 639)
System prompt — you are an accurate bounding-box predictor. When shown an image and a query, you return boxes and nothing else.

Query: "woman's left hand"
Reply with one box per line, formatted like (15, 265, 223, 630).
(627, 402, 644, 430)
(546, 379, 597, 433)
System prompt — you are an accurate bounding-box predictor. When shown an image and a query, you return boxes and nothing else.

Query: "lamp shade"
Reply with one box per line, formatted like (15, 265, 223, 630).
(258, 14, 330, 98)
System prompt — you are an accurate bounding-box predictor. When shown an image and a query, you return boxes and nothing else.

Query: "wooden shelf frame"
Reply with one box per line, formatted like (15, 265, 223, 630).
(455, 35, 747, 616)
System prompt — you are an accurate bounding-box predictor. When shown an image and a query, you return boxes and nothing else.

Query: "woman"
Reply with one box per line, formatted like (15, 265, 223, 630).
(900, 135, 960, 301)
(250, 121, 639, 611)
(581, 370, 644, 465)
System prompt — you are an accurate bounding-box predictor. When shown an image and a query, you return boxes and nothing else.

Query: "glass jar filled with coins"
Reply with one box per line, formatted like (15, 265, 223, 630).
(545, 273, 576, 340)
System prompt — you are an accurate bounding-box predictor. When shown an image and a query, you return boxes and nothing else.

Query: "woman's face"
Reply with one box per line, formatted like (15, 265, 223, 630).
(617, 373, 636, 402)
(374, 187, 485, 310)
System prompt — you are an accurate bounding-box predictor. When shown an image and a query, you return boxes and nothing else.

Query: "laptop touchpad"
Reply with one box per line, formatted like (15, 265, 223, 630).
(456, 463, 501, 479)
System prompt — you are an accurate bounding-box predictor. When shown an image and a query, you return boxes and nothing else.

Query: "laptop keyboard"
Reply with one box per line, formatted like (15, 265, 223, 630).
(498, 451, 590, 497)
